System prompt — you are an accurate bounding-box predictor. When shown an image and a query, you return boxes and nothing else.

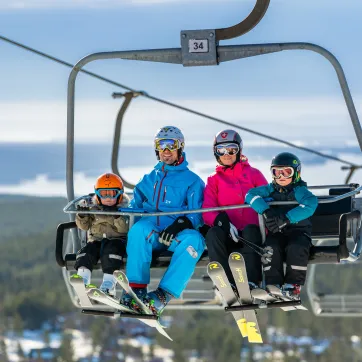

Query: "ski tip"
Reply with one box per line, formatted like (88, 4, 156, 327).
(298, 306, 308, 311)
(113, 270, 128, 282)
(207, 261, 222, 271)
(159, 328, 173, 341)
(229, 252, 244, 263)
(246, 322, 263, 344)
(236, 318, 248, 338)
(87, 288, 101, 297)
(163, 332, 173, 342)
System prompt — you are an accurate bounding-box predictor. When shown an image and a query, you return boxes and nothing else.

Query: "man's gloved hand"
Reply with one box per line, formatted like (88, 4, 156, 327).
(159, 216, 193, 246)
(214, 212, 239, 242)
(263, 209, 290, 233)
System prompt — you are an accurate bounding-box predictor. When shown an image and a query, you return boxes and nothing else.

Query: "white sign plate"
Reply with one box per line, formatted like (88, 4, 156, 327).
(188, 39, 209, 53)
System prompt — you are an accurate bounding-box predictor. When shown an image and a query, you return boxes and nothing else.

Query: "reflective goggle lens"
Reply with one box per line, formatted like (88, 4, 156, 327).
(271, 167, 294, 179)
(96, 188, 123, 199)
(215, 143, 239, 156)
(155, 139, 180, 152)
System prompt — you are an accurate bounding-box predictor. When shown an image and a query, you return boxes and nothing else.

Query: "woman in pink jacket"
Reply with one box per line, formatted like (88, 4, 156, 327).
(203, 129, 268, 288)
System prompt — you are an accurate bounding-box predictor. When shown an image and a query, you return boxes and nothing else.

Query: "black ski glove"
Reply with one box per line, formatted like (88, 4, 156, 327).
(214, 212, 231, 234)
(263, 209, 290, 233)
(159, 216, 193, 246)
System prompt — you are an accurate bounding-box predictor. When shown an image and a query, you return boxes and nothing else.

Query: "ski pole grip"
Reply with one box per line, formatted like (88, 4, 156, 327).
(56, 221, 77, 267)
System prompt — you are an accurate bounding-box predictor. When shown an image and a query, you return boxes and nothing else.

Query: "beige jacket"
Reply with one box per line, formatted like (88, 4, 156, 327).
(75, 194, 130, 242)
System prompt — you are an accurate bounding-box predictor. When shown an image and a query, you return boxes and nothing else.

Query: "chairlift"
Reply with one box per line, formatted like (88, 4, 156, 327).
(56, 0, 362, 317)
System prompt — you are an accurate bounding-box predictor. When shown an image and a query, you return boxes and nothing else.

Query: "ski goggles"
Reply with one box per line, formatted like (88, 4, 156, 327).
(155, 138, 183, 152)
(214, 143, 240, 156)
(95, 188, 123, 199)
(271, 166, 294, 179)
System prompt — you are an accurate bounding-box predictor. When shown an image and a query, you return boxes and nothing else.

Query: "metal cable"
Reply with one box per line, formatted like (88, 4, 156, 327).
(0, 34, 357, 167)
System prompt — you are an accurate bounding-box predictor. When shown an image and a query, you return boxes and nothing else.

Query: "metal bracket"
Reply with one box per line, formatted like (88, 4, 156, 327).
(181, 29, 218, 67)
(180, 0, 270, 66)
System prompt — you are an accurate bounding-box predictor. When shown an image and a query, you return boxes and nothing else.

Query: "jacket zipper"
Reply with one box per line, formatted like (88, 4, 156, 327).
(152, 181, 158, 201)
(162, 186, 167, 202)
(155, 169, 167, 226)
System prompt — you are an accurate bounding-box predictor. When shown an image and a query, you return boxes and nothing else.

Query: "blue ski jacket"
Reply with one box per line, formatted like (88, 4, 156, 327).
(129, 153, 205, 229)
(245, 182, 318, 230)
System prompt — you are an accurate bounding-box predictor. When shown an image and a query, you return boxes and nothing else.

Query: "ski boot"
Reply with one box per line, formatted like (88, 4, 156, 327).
(282, 284, 301, 301)
(141, 288, 173, 316)
(119, 287, 147, 312)
(266, 284, 282, 295)
(100, 280, 117, 298)
(85, 283, 98, 291)
(248, 282, 258, 291)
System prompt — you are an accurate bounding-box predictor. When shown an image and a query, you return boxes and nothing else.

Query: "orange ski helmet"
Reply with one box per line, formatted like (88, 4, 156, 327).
(94, 173, 124, 204)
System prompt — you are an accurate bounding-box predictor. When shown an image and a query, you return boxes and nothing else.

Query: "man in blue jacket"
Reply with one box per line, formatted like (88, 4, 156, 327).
(122, 126, 205, 315)
(245, 152, 318, 301)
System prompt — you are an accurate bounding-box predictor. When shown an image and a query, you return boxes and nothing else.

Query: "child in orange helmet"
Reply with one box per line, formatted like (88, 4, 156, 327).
(72, 173, 130, 297)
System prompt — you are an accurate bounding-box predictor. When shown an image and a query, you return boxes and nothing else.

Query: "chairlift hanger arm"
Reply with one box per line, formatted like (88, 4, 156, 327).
(215, 0, 270, 41)
(111, 91, 138, 189)
(67, 43, 361, 201)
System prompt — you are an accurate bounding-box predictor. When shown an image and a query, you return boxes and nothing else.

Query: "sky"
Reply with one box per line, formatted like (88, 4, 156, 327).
(0, 0, 361, 146)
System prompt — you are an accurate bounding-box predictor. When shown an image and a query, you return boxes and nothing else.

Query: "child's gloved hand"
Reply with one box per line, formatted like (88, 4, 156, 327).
(263, 209, 290, 233)
(76, 199, 90, 211)
(159, 216, 193, 246)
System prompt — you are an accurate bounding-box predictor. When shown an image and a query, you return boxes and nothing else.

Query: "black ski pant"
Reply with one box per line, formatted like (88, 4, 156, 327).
(264, 231, 311, 286)
(205, 224, 262, 285)
(74, 238, 126, 274)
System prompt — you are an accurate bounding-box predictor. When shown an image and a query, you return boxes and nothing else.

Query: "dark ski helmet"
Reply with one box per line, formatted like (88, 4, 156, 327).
(270, 152, 301, 183)
(213, 129, 243, 165)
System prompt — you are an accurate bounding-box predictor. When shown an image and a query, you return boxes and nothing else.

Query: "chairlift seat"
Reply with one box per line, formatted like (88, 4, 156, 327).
(311, 188, 353, 237)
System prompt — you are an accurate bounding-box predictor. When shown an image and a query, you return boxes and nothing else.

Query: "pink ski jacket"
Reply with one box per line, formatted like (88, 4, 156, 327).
(202, 157, 268, 230)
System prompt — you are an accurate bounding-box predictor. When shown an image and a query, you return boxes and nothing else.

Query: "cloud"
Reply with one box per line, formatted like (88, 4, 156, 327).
(0, 95, 361, 146)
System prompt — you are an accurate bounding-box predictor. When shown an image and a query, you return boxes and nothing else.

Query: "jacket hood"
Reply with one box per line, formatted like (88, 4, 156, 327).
(154, 152, 189, 172)
(215, 155, 249, 173)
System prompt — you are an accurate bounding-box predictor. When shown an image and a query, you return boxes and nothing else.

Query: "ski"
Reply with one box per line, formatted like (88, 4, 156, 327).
(87, 288, 136, 313)
(69, 275, 93, 308)
(266, 285, 308, 311)
(87, 288, 163, 329)
(228, 253, 263, 344)
(113, 270, 173, 341)
(251, 288, 295, 312)
(207, 261, 248, 340)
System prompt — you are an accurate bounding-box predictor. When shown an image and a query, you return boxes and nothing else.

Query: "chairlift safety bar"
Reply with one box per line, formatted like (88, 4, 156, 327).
(63, 184, 362, 217)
